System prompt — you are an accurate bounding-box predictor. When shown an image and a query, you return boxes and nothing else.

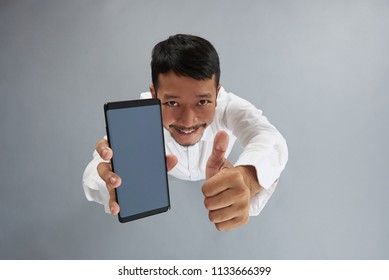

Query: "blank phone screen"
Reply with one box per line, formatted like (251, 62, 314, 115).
(104, 99, 169, 222)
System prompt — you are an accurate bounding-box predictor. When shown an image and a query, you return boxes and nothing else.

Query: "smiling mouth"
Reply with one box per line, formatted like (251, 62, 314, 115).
(170, 124, 206, 135)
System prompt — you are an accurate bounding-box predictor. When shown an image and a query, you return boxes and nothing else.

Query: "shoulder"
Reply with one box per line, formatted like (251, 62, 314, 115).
(216, 87, 256, 115)
(216, 87, 233, 111)
(140, 92, 152, 99)
(217, 87, 253, 105)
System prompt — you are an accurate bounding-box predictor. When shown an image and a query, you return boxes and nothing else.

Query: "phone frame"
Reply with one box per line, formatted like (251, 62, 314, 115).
(104, 98, 170, 223)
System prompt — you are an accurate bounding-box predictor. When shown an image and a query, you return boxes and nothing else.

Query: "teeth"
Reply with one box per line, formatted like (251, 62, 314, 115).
(172, 125, 204, 135)
(179, 129, 195, 134)
(176, 127, 198, 134)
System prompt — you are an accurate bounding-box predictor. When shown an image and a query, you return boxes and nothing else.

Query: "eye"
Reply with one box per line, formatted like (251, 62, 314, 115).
(165, 101, 178, 107)
(198, 100, 209, 106)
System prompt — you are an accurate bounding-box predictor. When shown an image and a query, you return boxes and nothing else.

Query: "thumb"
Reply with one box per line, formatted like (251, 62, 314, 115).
(206, 130, 229, 179)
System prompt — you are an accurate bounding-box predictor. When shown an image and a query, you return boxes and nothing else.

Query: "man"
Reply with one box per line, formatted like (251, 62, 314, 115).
(83, 34, 288, 231)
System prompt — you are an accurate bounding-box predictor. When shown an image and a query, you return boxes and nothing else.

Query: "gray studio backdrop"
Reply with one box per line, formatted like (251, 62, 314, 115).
(1, 0, 388, 259)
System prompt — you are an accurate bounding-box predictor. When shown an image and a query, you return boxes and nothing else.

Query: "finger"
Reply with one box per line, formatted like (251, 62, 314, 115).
(208, 201, 249, 224)
(203, 160, 233, 196)
(97, 162, 122, 188)
(204, 185, 249, 211)
(204, 187, 234, 210)
(166, 154, 178, 172)
(202, 167, 244, 198)
(97, 161, 121, 215)
(96, 138, 112, 161)
(206, 130, 229, 179)
(108, 187, 120, 215)
(214, 215, 250, 232)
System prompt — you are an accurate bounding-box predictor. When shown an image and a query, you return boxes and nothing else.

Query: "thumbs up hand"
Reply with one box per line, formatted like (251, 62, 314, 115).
(202, 131, 261, 231)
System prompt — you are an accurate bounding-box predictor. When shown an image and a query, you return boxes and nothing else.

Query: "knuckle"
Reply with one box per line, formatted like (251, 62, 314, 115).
(97, 162, 110, 177)
(202, 181, 218, 198)
(208, 211, 217, 223)
(215, 223, 225, 232)
(241, 213, 250, 225)
(96, 139, 106, 150)
(201, 183, 208, 196)
(229, 168, 244, 181)
(96, 162, 105, 176)
(95, 139, 103, 148)
(204, 196, 219, 210)
(233, 184, 250, 200)
(221, 160, 233, 170)
(236, 201, 250, 213)
(208, 209, 225, 223)
(234, 214, 250, 227)
(203, 198, 211, 209)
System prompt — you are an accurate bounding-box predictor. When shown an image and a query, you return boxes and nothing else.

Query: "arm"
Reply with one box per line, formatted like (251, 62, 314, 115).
(223, 91, 288, 215)
(201, 91, 288, 231)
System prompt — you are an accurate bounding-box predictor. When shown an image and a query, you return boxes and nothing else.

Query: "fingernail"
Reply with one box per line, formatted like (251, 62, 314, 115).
(101, 147, 108, 157)
(110, 177, 117, 184)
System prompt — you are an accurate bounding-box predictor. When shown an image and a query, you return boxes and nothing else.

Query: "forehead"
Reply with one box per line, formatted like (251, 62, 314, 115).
(157, 72, 217, 99)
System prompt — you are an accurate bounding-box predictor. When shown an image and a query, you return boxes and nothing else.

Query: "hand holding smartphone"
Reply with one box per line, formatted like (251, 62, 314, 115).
(104, 98, 170, 223)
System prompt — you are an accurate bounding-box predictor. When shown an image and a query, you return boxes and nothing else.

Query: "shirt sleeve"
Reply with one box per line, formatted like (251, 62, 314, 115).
(82, 149, 111, 213)
(220, 91, 288, 216)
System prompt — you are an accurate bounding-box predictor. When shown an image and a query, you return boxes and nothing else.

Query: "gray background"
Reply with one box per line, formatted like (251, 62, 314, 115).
(1, 0, 388, 259)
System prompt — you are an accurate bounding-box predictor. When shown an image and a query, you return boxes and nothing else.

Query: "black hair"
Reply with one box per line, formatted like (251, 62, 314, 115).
(151, 34, 220, 92)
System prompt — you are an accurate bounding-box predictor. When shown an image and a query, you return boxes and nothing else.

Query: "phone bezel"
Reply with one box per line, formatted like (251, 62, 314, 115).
(104, 98, 170, 223)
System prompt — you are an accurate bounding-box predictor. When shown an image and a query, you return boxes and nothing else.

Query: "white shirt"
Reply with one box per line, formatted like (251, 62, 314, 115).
(82, 87, 288, 216)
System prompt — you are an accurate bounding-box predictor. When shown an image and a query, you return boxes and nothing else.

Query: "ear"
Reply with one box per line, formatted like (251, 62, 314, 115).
(215, 84, 221, 107)
(217, 84, 221, 95)
(149, 84, 157, 98)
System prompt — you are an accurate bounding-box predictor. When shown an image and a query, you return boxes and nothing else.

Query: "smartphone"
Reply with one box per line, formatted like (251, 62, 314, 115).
(104, 98, 170, 223)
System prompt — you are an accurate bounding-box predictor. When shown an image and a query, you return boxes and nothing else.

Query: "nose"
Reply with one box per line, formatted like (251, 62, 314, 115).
(177, 106, 198, 127)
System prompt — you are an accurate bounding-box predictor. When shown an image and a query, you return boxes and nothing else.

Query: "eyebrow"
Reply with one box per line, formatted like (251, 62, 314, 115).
(163, 94, 180, 100)
(196, 93, 213, 98)
(162, 93, 213, 100)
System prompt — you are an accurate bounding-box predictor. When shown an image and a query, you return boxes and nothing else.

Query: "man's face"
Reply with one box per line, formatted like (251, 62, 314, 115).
(150, 71, 220, 146)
